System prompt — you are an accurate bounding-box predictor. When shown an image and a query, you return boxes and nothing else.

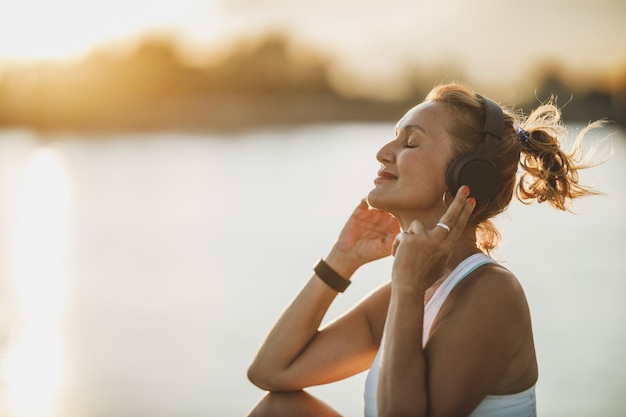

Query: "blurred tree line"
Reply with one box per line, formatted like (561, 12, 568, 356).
(0, 33, 624, 132)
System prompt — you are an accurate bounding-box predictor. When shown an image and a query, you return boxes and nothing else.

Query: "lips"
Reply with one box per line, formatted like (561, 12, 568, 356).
(375, 169, 398, 183)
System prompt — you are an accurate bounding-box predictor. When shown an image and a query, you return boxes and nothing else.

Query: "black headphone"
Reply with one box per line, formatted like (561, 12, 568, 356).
(445, 95, 504, 201)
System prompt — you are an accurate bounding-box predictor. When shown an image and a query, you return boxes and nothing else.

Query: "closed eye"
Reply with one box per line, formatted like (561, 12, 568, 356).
(399, 125, 425, 148)
(403, 134, 420, 148)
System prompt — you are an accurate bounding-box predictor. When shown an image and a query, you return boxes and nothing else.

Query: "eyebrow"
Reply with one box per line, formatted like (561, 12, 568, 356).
(395, 124, 427, 136)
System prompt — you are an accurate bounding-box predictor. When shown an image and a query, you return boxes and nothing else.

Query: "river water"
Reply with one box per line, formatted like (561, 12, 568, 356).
(0, 123, 624, 417)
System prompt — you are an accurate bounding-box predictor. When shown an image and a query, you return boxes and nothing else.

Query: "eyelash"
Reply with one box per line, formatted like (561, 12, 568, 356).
(395, 131, 419, 148)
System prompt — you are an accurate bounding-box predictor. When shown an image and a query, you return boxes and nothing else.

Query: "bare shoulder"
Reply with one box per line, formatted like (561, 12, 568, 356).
(458, 264, 526, 301)
(428, 262, 538, 395)
(433, 262, 533, 338)
(471, 263, 529, 309)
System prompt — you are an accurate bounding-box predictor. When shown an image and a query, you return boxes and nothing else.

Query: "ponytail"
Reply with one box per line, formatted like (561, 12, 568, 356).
(516, 98, 605, 211)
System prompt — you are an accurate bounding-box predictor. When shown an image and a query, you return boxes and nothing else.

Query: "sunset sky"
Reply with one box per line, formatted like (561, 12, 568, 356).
(0, 0, 624, 89)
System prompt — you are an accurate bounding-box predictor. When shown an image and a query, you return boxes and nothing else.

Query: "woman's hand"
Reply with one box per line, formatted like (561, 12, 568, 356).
(392, 186, 476, 292)
(326, 199, 400, 276)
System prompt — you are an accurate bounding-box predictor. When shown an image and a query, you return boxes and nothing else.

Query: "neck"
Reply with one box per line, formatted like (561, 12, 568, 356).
(395, 204, 448, 232)
(446, 236, 482, 269)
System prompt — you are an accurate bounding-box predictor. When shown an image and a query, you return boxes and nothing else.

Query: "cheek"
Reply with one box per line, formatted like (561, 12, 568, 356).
(400, 154, 447, 186)
(402, 162, 449, 204)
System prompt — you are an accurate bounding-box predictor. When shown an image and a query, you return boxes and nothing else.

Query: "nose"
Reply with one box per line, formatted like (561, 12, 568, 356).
(376, 139, 396, 164)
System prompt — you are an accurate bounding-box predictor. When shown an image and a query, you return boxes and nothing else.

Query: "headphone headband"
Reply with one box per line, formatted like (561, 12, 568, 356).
(476, 94, 504, 159)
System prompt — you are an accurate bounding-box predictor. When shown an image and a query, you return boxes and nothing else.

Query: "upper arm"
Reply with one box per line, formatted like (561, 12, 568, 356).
(281, 283, 391, 389)
(425, 266, 532, 415)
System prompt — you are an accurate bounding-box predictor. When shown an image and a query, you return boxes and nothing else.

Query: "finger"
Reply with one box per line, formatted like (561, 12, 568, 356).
(355, 198, 370, 212)
(386, 222, 401, 244)
(385, 215, 401, 234)
(435, 185, 470, 236)
(446, 196, 476, 241)
(407, 219, 426, 236)
(392, 231, 411, 255)
(392, 232, 403, 256)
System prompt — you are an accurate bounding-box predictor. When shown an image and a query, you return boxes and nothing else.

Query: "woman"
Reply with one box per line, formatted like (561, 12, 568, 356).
(247, 82, 601, 417)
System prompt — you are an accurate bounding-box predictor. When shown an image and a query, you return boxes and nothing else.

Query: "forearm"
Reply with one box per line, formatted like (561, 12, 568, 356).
(248, 251, 359, 390)
(378, 284, 428, 417)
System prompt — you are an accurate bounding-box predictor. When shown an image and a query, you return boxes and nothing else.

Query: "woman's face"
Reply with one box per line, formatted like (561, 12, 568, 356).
(367, 101, 455, 225)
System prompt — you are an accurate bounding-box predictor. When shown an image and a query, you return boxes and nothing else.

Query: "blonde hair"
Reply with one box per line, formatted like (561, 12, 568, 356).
(426, 82, 604, 253)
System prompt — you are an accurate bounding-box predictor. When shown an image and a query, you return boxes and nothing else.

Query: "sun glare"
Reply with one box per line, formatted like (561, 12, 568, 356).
(0, 0, 225, 62)
(0, 148, 72, 417)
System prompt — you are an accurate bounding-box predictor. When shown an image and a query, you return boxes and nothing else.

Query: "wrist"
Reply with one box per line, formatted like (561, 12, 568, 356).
(390, 282, 427, 307)
(314, 259, 351, 293)
(391, 270, 428, 296)
(323, 248, 361, 279)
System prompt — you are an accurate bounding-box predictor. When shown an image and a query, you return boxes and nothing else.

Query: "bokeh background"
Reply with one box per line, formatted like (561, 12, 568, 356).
(0, 0, 624, 416)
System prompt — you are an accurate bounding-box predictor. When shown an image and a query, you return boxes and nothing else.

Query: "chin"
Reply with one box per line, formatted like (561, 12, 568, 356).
(366, 188, 393, 212)
(368, 188, 439, 217)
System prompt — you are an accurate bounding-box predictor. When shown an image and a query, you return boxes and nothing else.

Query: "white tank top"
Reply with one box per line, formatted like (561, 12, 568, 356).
(363, 253, 536, 417)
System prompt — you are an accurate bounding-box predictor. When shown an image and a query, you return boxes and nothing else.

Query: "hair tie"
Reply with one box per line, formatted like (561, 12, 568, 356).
(516, 127, 530, 147)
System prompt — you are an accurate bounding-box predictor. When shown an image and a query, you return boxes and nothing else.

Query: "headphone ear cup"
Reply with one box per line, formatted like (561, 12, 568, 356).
(446, 153, 470, 197)
(446, 154, 498, 201)
(446, 95, 503, 202)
